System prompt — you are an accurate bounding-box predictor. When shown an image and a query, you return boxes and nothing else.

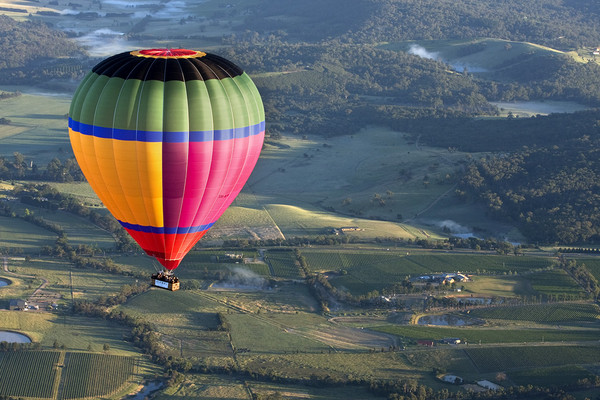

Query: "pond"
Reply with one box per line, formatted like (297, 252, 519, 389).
(417, 314, 482, 326)
(0, 331, 31, 343)
(0, 278, 11, 287)
(491, 101, 589, 117)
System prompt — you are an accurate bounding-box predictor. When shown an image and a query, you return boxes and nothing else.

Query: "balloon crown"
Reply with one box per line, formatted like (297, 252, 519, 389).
(131, 49, 206, 58)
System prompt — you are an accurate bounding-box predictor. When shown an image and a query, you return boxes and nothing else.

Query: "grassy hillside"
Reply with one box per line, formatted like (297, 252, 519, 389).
(382, 39, 573, 80)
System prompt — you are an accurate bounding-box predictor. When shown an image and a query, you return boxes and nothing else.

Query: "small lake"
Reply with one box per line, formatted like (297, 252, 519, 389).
(0, 278, 11, 287)
(491, 101, 590, 117)
(0, 331, 31, 343)
(417, 314, 482, 326)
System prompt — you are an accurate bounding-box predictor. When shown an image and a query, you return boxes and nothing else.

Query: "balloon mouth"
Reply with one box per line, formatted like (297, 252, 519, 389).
(131, 49, 206, 58)
(155, 257, 182, 271)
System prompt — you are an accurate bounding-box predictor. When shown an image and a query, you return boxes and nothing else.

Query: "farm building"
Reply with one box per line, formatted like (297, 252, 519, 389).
(477, 380, 501, 390)
(9, 299, 26, 310)
(441, 374, 464, 384)
(217, 253, 243, 263)
(417, 340, 435, 347)
(415, 272, 470, 284)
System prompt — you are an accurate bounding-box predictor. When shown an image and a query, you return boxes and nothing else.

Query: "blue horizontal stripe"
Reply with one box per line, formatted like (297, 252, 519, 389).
(69, 118, 264, 143)
(119, 220, 215, 234)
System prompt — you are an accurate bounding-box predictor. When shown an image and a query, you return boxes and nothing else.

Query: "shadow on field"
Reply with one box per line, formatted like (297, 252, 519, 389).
(187, 311, 220, 330)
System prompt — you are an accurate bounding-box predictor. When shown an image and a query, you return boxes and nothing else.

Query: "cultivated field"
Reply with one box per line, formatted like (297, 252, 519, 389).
(465, 345, 600, 373)
(0, 350, 136, 399)
(299, 248, 558, 296)
(509, 365, 598, 388)
(372, 325, 600, 344)
(467, 302, 600, 324)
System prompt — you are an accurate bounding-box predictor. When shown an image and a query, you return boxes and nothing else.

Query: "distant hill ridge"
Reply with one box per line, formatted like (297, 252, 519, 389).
(246, 0, 600, 48)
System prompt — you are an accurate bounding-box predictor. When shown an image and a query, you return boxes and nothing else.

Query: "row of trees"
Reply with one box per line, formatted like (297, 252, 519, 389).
(0, 152, 84, 182)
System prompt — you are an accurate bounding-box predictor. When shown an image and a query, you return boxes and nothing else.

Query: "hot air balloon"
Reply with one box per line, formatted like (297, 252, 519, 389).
(68, 49, 265, 289)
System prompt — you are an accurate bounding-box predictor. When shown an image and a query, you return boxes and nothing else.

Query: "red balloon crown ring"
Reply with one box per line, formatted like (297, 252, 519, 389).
(131, 49, 206, 58)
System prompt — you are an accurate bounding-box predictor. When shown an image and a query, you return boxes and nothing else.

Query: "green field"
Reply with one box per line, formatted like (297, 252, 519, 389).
(237, 351, 428, 384)
(265, 249, 303, 278)
(59, 352, 135, 399)
(372, 324, 600, 344)
(0, 214, 56, 252)
(0, 91, 72, 166)
(461, 275, 534, 298)
(0, 311, 141, 355)
(7, 201, 115, 249)
(117, 289, 233, 359)
(467, 302, 600, 324)
(527, 269, 586, 298)
(298, 248, 556, 296)
(509, 365, 598, 388)
(465, 346, 600, 373)
(226, 313, 330, 354)
(303, 250, 554, 275)
(0, 351, 60, 398)
(48, 182, 101, 206)
(10, 257, 139, 302)
(0, 350, 135, 399)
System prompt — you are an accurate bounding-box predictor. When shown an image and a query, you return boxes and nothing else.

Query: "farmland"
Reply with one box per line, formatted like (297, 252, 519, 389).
(526, 269, 586, 298)
(0, 311, 141, 356)
(467, 302, 600, 324)
(298, 248, 559, 296)
(265, 249, 303, 278)
(0, 214, 56, 251)
(59, 353, 136, 399)
(0, 350, 136, 399)
(0, 1, 600, 398)
(301, 249, 555, 275)
(0, 351, 59, 398)
(372, 325, 600, 344)
(465, 346, 600, 373)
(509, 365, 599, 388)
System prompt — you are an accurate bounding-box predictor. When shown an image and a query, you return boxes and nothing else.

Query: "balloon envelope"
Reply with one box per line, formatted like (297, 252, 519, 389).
(68, 49, 265, 270)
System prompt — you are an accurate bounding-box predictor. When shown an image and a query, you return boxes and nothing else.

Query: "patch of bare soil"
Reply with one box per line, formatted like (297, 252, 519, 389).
(206, 226, 284, 241)
(304, 325, 396, 350)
